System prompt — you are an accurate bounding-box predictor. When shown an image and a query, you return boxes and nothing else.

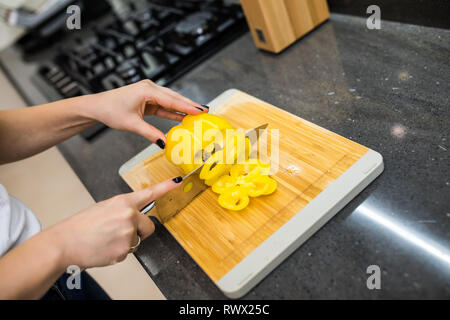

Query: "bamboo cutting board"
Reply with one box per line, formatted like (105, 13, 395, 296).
(120, 89, 383, 298)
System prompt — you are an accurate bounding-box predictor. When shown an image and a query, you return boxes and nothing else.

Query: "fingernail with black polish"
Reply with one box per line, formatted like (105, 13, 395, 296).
(156, 139, 165, 149)
(201, 104, 210, 109)
(172, 176, 183, 183)
(195, 106, 204, 111)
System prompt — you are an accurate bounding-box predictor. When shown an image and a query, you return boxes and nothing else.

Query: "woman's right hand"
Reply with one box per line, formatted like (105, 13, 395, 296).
(48, 177, 182, 269)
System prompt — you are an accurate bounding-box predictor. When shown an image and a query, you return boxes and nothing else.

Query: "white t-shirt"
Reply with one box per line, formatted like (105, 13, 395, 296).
(0, 184, 41, 257)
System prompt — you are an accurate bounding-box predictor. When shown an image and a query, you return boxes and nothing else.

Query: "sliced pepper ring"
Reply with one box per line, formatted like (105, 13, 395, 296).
(212, 175, 237, 194)
(199, 149, 231, 181)
(218, 186, 250, 211)
(230, 163, 261, 179)
(262, 176, 277, 195)
(246, 175, 277, 197)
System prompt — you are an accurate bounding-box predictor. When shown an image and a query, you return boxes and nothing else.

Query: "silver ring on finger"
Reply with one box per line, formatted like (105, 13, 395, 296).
(129, 235, 141, 253)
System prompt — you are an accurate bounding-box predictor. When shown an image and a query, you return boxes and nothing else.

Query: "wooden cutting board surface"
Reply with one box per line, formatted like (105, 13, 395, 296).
(122, 90, 369, 282)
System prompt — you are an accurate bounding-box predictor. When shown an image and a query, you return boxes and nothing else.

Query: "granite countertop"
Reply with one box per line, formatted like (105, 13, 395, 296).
(6, 13, 450, 298)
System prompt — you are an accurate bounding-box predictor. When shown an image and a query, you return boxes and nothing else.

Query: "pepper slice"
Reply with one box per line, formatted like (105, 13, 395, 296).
(246, 175, 277, 197)
(199, 129, 247, 181)
(212, 175, 237, 194)
(212, 161, 278, 210)
(204, 175, 221, 187)
(199, 149, 231, 181)
(218, 186, 250, 211)
(230, 160, 271, 178)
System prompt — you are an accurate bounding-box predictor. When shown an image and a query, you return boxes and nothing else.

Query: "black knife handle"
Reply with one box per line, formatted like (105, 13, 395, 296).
(140, 201, 155, 215)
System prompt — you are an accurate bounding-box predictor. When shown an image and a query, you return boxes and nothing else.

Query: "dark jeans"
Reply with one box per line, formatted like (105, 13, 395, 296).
(41, 271, 110, 300)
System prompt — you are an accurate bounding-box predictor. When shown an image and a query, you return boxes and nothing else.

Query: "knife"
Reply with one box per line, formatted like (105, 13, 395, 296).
(140, 123, 268, 223)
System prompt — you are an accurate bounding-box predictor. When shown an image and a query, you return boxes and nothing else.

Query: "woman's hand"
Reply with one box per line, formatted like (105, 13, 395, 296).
(83, 80, 208, 147)
(48, 177, 182, 269)
(0, 79, 204, 163)
(0, 178, 182, 299)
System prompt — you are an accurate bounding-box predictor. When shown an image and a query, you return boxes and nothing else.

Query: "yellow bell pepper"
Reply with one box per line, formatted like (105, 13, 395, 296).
(165, 113, 234, 174)
(164, 113, 277, 211)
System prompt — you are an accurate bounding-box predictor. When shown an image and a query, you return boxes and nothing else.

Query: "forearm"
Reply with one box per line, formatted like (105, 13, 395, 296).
(0, 94, 98, 164)
(0, 228, 67, 299)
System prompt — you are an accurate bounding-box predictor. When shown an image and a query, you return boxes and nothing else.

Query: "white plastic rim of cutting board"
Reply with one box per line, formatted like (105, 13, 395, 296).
(119, 89, 384, 299)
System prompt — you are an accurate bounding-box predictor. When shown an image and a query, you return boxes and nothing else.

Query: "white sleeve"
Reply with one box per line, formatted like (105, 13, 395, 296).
(0, 184, 41, 257)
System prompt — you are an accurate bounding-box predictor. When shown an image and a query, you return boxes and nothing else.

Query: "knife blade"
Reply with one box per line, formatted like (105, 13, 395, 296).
(140, 123, 269, 223)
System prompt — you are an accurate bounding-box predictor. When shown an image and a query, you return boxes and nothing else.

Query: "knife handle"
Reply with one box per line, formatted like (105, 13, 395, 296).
(140, 201, 155, 215)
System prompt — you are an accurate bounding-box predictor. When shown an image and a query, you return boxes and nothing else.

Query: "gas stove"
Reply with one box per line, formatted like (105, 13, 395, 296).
(4, 0, 247, 139)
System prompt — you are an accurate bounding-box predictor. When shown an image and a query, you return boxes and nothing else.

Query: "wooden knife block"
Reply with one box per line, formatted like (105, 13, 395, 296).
(240, 0, 330, 53)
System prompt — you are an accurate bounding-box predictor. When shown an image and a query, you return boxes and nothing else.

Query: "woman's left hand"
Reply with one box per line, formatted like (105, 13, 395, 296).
(82, 80, 207, 147)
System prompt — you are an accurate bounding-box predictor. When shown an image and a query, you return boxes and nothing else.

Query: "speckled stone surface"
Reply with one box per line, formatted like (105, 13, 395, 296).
(31, 14, 450, 298)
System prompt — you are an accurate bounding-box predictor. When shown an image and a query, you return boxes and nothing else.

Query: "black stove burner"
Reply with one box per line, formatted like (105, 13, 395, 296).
(175, 11, 214, 36)
(32, 0, 247, 139)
